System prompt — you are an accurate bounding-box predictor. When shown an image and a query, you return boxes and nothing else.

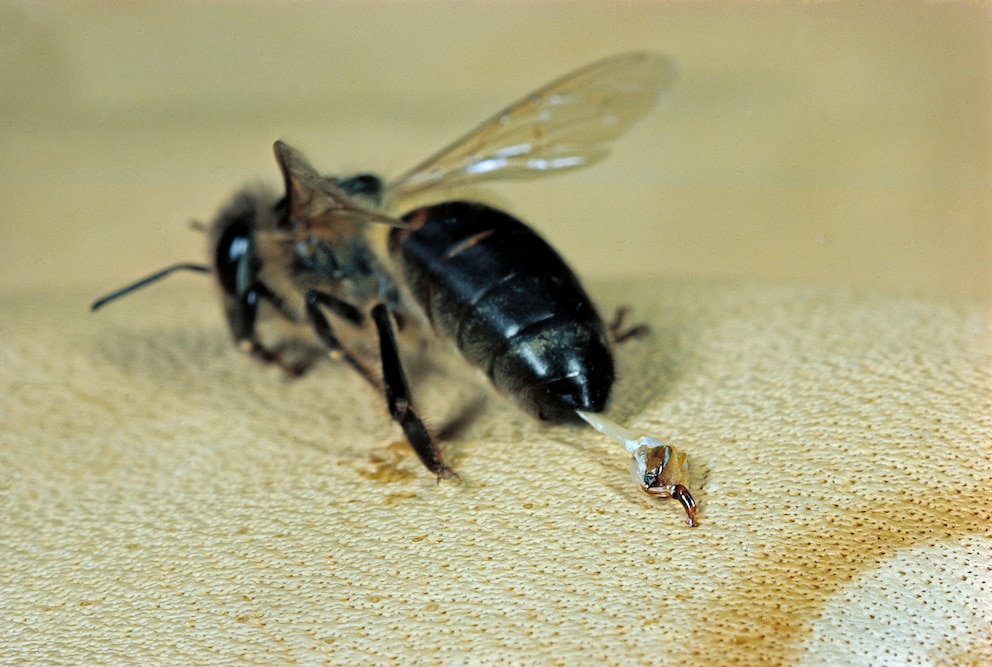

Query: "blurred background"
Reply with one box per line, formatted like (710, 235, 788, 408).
(1, 1, 989, 299)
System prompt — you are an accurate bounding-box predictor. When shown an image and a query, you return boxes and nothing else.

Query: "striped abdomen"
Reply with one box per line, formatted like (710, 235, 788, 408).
(390, 201, 614, 422)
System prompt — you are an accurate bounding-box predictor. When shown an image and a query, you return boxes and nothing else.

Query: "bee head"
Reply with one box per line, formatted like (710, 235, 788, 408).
(205, 188, 286, 345)
(89, 188, 274, 351)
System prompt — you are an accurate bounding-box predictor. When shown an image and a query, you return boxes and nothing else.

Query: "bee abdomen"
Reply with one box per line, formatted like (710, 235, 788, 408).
(392, 201, 614, 422)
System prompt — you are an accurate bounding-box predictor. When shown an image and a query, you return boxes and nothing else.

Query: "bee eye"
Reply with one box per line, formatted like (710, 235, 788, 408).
(215, 221, 252, 294)
(337, 174, 383, 203)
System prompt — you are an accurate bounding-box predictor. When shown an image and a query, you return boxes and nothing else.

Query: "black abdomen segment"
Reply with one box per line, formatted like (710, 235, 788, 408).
(391, 201, 614, 422)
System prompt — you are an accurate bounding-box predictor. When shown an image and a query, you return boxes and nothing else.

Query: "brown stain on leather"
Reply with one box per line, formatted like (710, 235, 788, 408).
(354, 440, 418, 484)
(677, 482, 992, 664)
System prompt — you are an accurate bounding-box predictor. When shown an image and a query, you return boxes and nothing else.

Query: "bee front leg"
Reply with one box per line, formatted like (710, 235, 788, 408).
(370, 303, 456, 482)
(234, 283, 312, 376)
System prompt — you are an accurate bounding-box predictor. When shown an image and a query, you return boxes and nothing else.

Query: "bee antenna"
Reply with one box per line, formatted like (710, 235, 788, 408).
(91, 263, 211, 312)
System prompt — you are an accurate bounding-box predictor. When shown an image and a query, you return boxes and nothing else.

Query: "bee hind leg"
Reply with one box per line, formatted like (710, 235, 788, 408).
(607, 306, 650, 344)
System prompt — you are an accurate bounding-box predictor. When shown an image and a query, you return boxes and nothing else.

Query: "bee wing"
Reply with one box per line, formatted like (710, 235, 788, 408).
(274, 141, 406, 236)
(386, 52, 678, 202)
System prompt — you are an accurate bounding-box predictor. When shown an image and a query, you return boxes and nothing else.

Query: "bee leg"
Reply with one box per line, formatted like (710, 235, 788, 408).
(304, 292, 455, 481)
(304, 290, 380, 389)
(305, 290, 365, 327)
(371, 302, 456, 482)
(234, 283, 312, 375)
(244, 340, 311, 377)
(608, 306, 650, 344)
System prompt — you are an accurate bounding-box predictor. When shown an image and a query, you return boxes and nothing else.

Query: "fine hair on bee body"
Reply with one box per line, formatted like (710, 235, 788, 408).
(92, 52, 698, 527)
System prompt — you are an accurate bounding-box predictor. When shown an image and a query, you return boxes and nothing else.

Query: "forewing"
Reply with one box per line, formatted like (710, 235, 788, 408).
(274, 141, 404, 238)
(387, 52, 678, 202)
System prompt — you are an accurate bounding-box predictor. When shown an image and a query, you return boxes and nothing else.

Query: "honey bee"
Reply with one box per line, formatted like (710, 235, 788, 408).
(92, 52, 697, 526)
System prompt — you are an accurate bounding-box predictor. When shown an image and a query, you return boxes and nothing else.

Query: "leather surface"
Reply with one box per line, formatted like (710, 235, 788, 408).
(2, 280, 989, 665)
(1, 4, 989, 664)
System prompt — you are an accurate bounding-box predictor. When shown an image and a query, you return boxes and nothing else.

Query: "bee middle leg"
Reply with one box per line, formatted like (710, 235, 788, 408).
(608, 305, 650, 344)
(245, 340, 312, 377)
(304, 290, 380, 389)
(305, 291, 454, 481)
(371, 303, 456, 481)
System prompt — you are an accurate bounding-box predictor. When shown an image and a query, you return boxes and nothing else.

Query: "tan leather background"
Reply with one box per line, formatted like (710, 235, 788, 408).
(2, 3, 990, 665)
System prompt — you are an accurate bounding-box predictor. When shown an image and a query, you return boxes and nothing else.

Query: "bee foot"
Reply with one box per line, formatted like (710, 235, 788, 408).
(435, 465, 459, 485)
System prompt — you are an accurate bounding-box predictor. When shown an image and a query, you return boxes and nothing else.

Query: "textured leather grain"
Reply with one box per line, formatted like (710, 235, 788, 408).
(1, 279, 989, 665)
